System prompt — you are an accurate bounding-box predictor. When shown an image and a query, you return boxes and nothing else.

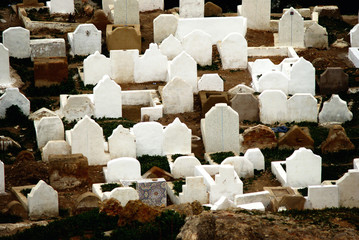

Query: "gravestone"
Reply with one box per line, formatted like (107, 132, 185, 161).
(2, 27, 30, 59)
(172, 156, 200, 179)
(201, 103, 240, 154)
(163, 118, 192, 155)
(179, 0, 204, 18)
(35, 116, 64, 149)
(278, 125, 314, 150)
(0, 44, 11, 86)
(318, 95, 353, 123)
(350, 24, 359, 47)
(304, 22, 328, 49)
(162, 77, 193, 114)
(28, 180, 59, 220)
(70, 116, 107, 165)
(286, 148, 322, 188)
(159, 34, 183, 60)
(287, 94, 318, 122)
(102, 0, 114, 15)
(318, 67, 349, 95)
(228, 84, 255, 99)
(337, 170, 359, 207)
(257, 71, 289, 95)
(108, 187, 139, 206)
(30, 39, 66, 60)
(278, 7, 304, 47)
(0, 161, 4, 193)
(179, 176, 208, 204)
(289, 57, 315, 95)
(133, 122, 164, 156)
(48, 0, 74, 14)
(198, 74, 224, 92)
(308, 185, 339, 209)
(230, 93, 259, 122)
(138, 0, 164, 12)
(29, 107, 57, 121)
(83, 51, 111, 86)
(110, 49, 139, 84)
(167, 51, 197, 92)
(114, 0, 139, 25)
(154, 15, 179, 44)
(182, 30, 212, 66)
(106, 25, 141, 51)
(34, 57, 68, 87)
(94, 75, 122, 118)
(108, 125, 136, 159)
(250, 59, 276, 81)
(0, 88, 30, 119)
(258, 90, 287, 124)
(221, 156, 254, 179)
(244, 148, 265, 171)
(62, 95, 94, 121)
(321, 125, 355, 153)
(204, 2, 222, 17)
(68, 24, 101, 56)
(136, 178, 166, 206)
(42, 140, 71, 162)
(134, 44, 168, 83)
(75, 192, 101, 214)
(218, 33, 247, 70)
(241, 125, 277, 151)
(239, 0, 270, 30)
(106, 157, 141, 182)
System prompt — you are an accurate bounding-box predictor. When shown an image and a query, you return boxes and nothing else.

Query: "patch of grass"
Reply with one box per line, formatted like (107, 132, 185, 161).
(197, 64, 219, 71)
(20, 188, 32, 197)
(172, 179, 185, 196)
(171, 154, 186, 161)
(210, 151, 235, 164)
(261, 148, 294, 169)
(137, 155, 170, 175)
(101, 183, 122, 192)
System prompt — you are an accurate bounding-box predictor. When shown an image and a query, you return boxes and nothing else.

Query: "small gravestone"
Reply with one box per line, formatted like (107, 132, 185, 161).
(204, 2, 222, 17)
(287, 94, 318, 123)
(42, 140, 71, 162)
(106, 25, 141, 52)
(308, 185, 339, 209)
(337, 170, 359, 207)
(48, 0, 74, 14)
(159, 34, 183, 60)
(105, 157, 141, 182)
(0, 161, 4, 193)
(350, 24, 359, 47)
(228, 84, 255, 99)
(75, 192, 100, 214)
(34, 57, 68, 87)
(241, 125, 277, 151)
(198, 74, 224, 92)
(182, 30, 212, 66)
(35, 116, 64, 149)
(110, 49, 139, 84)
(154, 15, 179, 44)
(179, 176, 208, 204)
(83, 51, 111, 86)
(289, 57, 315, 95)
(163, 118, 192, 155)
(244, 148, 265, 171)
(114, 0, 139, 25)
(162, 77, 193, 114)
(258, 90, 287, 124)
(230, 93, 259, 122)
(108, 125, 136, 159)
(240, 0, 271, 30)
(278, 7, 304, 47)
(2, 27, 30, 59)
(172, 156, 200, 179)
(68, 24, 101, 56)
(133, 122, 164, 156)
(278, 125, 314, 150)
(30, 39, 66, 61)
(218, 33, 247, 70)
(257, 71, 289, 95)
(319, 95, 353, 123)
(304, 22, 328, 49)
(0, 44, 11, 86)
(321, 125, 355, 153)
(108, 187, 139, 206)
(179, 0, 204, 18)
(318, 67, 349, 95)
(0, 88, 30, 119)
(62, 95, 94, 121)
(136, 178, 167, 206)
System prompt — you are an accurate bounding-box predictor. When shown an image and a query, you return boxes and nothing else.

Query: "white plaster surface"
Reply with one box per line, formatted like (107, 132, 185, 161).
(278, 7, 304, 47)
(133, 122, 164, 156)
(237, 202, 265, 211)
(287, 94, 318, 122)
(30, 39, 66, 60)
(49, 0, 74, 14)
(42, 140, 71, 162)
(159, 34, 183, 60)
(211, 196, 235, 210)
(258, 90, 287, 124)
(114, 0, 139, 25)
(0, 88, 30, 118)
(172, 156, 200, 179)
(244, 148, 265, 171)
(35, 116, 64, 149)
(108, 125, 136, 159)
(257, 71, 289, 94)
(182, 30, 212, 66)
(179, 176, 208, 204)
(350, 24, 359, 47)
(2, 27, 30, 59)
(154, 15, 178, 44)
(307, 185, 339, 209)
(108, 187, 139, 206)
(83, 51, 111, 86)
(221, 156, 254, 179)
(305, 22, 328, 49)
(349, 47, 359, 68)
(62, 95, 94, 121)
(0, 44, 11, 86)
(0, 161, 4, 193)
(319, 95, 353, 123)
(239, 0, 271, 30)
(68, 24, 101, 56)
(105, 157, 141, 182)
(162, 77, 193, 114)
(197, 74, 224, 92)
(163, 118, 192, 155)
(289, 57, 315, 95)
(139, 0, 163, 12)
(218, 33, 248, 70)
(234, 191, 270, 207)
(111, 50, 139, 84)
(179, 0, 204, 18)
(337, 170, 359, 208)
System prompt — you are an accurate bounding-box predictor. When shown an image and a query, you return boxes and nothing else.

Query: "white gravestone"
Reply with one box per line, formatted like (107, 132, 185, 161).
(35, 116, 64, 149)
(108, 125, 136, 159)
(62, 95, 94, 121)
(218, 33, 247, 70)
(239, 0, 270, 30)
(105, 157, 141, 182)
(211, 196, 235, 210)
(287, 94, 318, 122)
(304, 22, 328, 49)
(133, 122, 164, 156)
(350, 24, 359, 47)
(258, 90, 287, 124)
(289, 57, 315, 95)
(221, 156, 254, 179)
(111, 50, 139, 84)
(162, 77, 193, 114)
(42, 140, 71, 162)
(319, 94, 353, 123)
(103, 0, 114, 15)
(2, 27, 31, 59)
(244, 148, 265, 171)
(182, 30, 212, 66)
(108, 187, 139, 206)
(172, 156, 201, 179)
(197, 74, 224, 92)
(159, 34, 183, 60)
(0, 44, 11, 86)
(257, 71, 289, 95)
(337, 170, 359, 208)
(0, 161, 4, 194)
(154, 15, 179, 44)
(179, 176, 208, 204)
(48, 0, 74, 14)
(278, 7, 304, 48)
(163, 118, 192, 155)
(138, 0, 163, 12)
(30, 39, 66, 61)
(179, 0, 204, 18)
(250, 59, 276, 81)
(307, 185, 339, 209)
(68, 24, 101, 56)
(83, 51, 111, 86)
(0, 88, 30, 118)
(114, 0, 140, 25)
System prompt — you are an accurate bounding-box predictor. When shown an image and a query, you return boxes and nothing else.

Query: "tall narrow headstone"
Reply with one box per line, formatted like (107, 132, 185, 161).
(0, 44, 11, 86)
(110, 49, 139, 84)
(133, 122, 164, 156)
(278, 7, 304, 47)
(2, 27, 31, 59)
(83, 51, 111, 86)
(114, 0, 140, 25)
(179, 0, 204, 18)
(163, 118, 192, 155)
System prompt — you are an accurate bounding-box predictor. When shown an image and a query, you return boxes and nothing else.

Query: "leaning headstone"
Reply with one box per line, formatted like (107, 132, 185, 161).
(114, 0, 140, 25)
(244, 148, 265, 171)
(289, 57, 315, 95)
(179, 176, 208, 204)
(35, 116, 64, 149)
(318, 67, 349, 95)
(0, 88, 30, 119)
(105, 157, 141, 182)
(239, 0, 271, 30)
(304, 22, 328, 49)
(230, 93, 259, 122)
(179, 0, 204, 18)
(278, 7, 304, 47)
(350, 24, 359, 47)
(83, 51, 111, 86)
(108, 125, 136, 159)
(154, 15, 179, 44)
(163, 118, 192, 155)
(258, 90, 287, 124)
(0, 161, 4, 193)
(48, 0, 74, 14)
(278, 125, 314, 150)
(218, 33, 247, 70)
(257, 71, 289, 95)
(2, 27, 30, 59)
(133, 122, 164, 156)
(110, 49, 139, 84)
(62, 95, 94, 121)
(287, 94, 318, 123)
(318, 95, 353, 123)
(198, 74, 224, 92)
(42, 140, 71, 162)
(162, 77, 193, 114)
(337, 170, 359, 207)
(0, 44, 11, 86)
(321, 125, 355, 153)
(159, 34, 183, 60)
(68, 24, 101, 56)
(241, 125, 277, 151)
(182, 30, 212, 66)
(28, 180, 59, 220)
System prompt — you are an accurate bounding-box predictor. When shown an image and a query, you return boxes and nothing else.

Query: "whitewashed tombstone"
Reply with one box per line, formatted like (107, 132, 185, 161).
(172, 156, 201, 179)
(94, 75, 122, 118)
(162, 77, 193, 114)
(244, 148, 265, 171)
(182, 30, 212, 66)
(350, 24, 359, 47)
(257, 71, 289, 94)
(278, 7, 304, 47)
(2, 27, 31, 58)
(110, 50, 139, 84)
(159, 35, 183, 60)
(319, 95, 353, 123)
(179, 176, 208, 204)
(68, 24, 101, 56)
(62, 95, 94, 121)
(287, 94, 318, 122)
(198, 74, 224, 92)
(163, 118, 191, 155)
(167, 51, 197, 92)
(259, 90, 287, 124)
(108, 187, 139, 206)
(279, 58, 299, 78)
(30, 39, 66, 60)
(304, 22, 328, 49)
(289, 57, 315, 95)
(138, 0, 163, 12)
(83, 51, 111, 86)
(221, 156, 254, 179)
(0, 88, 30, 118)
(202, 103, 240, 154)
(108, 125, 136, 159)
(230, 93, 259, 122)
(70, 116, 106, 165)
(239, 0, 271, 30)
(218, 33, 247, 70)
(29, 108, 57, 121)
(48, 0, 75, 14)
(114, 0, 139, 25)
(154, 15, 179, 44)
(0, 161, 4, 194)
(211, 196, 235, 210)
(286, 148, 321, 188)
(36, 117, 64, 149)
(228, 84, 255, 99)
(308, 185, 339, 209)
(28, 180, 59, 219)
(106, 158, 141, 182)
(134, 43, 168, 83)
(42, 140, 71, 162)
(179, 0, 204, 18)
(103, 0, 114, 15)
(337, 170, 359, 207)
(133, 122, 164, 156)
(251, 59, 276, 80)
(0, 44, 11, 86)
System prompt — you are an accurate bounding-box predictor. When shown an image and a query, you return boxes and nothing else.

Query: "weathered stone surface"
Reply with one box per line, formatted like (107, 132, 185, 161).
(199, 91, 229, 116)
(321, 125, 355, 153)
(278, 125, 314, 150)
(318, 67, 349, 95)
(204, 2, 222, 17)
(89, 10, 111, 33)
(6, 201, 28, 219)
(242, 125, 277, 151)
(34, 57, 68, 87)
(75, 192, 101, 214)
(230, 93, 259, 122)
(106, 24, 141, 51)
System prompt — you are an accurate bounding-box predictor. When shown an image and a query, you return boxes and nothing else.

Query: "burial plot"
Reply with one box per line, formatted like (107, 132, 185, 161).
(179, 176, 208, 204)
(62, 95, 94, 121)
(307, 185, 339, 209)
(162, 77, 193, 114)
(108, 125, 136, 159)
(278, 7, 304, 48)
(318, 67, 349, 95)
(179, 0, 204, 18)
(68, 24, 102, 56)
(154, 15, 179, 44)
(287, 94, 318, 122)
(197, 74, 224, 92)
(111, 50, 138, 84)
(258, 90, 287, 124)
(35, 116, 64, 149)
(172, 156, 200, 179)
(0, 44, 11, 86)
(241, 125, 277, 151)
(159, 34, 183, 60)
(105, 157, 141, 182)
(83, 51, 111, 86)
(350, 24, 359, 47)
(337, 170, 359, 207)
(0, 88, 30, 118)
(182, 30, 212, 66)
(318, 95, 353, 123)
(230, 93, 259, 122)
(133, 122, 164, 156)
(257, 72, 289, 94)
(163, 118, 191, 155)
(48, 0, 75, 14)
(34, 57, 68, 87)
(239, 0, 271, 30)
(218, 33, 247, 70)
(304, 22, 328, 49)
(114, 0, 139, 25)
(289, 57, 315, 95)
(2, 27, 30, 59)
(278, 125, 314, 150)
(42, 140, 71, 162)
(321, 125, 355, 153)
(106, 25, 141, 51)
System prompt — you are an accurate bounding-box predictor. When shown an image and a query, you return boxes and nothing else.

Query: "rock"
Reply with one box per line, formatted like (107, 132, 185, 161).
(75, 192, 101, 215)
(204, 2, 222, 17)
(331, 38, 349, 48)
(16, 150, 35, 162)
(5, 201, 28, 219)
(165, 200, 203, 217)
(241, 125, 277, 152)
(321, 125, 355, 153)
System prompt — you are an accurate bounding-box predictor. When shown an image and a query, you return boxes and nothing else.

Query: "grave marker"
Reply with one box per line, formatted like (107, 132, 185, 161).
(230, 93, 259, 122)
(287, 94, 318, 122)
(35, 116, 64, 149)
(162, 77, 194, 114)
(289, 57, 315, 95)
(258, 90, 287, 124)
(83, 51, 111, 86)
(337, 170, 359, 207)
(318, 67, 349, 95)
(2, 27, 30, 59)
(133, 122, 164, 156)
(0, 44, 11, 86)
(319, 95, 353, 123)
(0, 88, 30, 119)
(350, 24, 359, 47)
(163, 118, 191, 155)
(48, 0, 74, 14)
(198, 74, 224, 92)
(179, 0, 204, 18)
(239, 0, 270, 30)
(68, 24, 101, 56)
(154, 15, 178, 44)
(278, 7, 304, 47)
(182, 30, 212, 66)
(42, 140, 71, 162)
(105, 157, 141, 182)
(108, 125, 136, 159)
(179, 176, 208, 204)
(0, 161, 4, 193)
(110, 49, 139, 84)
(114, 0, 140, 25)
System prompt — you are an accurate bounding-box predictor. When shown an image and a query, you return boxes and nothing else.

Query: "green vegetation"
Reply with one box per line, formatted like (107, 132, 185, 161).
(197, 64, 219, 71)
(20, 188, 32, 197)
(137, 155, 170, 175)
(209, 151, 235, 164)
(101, 183, 121, 192)
(172, 179, 185, 196)
(171, 154, 186, 161)
(95, 118, 137, 140)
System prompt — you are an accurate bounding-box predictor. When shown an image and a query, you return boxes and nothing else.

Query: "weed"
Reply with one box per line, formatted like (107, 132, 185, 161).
(209, 151, 235, 164)
(172, 179, 185, 196)
(101, 183, 122, 192)
(137, 155, 170, 175)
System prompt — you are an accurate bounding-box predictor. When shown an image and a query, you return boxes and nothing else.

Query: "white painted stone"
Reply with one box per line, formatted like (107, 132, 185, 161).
(239, 0, 271, 30)
(94, 75, 122, 118)
(250, 59, 276, 81)
(108, 125, 136, 159)
(162, 77, 193, 114)
(179, 0, 204, 18)
(305, 22, 328, 49)
(103, 0, 114, 15)
(319, 95, 353, 123)
(349, 47, 359, 68)
(134, 43, 168, 83)
(287, 94, 318, 122)
(179, 176, 208, 204)
(197, 74, 224, 92)
(182, 30, 212, 66)
(110, 49, 139, 84)
(172, 156, 200, 179)
(159, 34, 183, 60)
(141, 105, 163, 121)
(0, 88, 30, 118)
(49, 0, 74, 14)
(354, 158, 359, 169)
(108, 187, 139, 206)
(244, 148, 265, 171)
(114, 0, 139, 25)
(350, 24, 359, 47)
(337, 170, 359, 208)
(271, 161, 287, 186)
(211, 196, 235, 210)
(2, 27, 30, 58)
(62, 95, 94, 121)
(289, 57, 315, 95)
(42, 140, 71, 162)
(237, 202, 265, 211)
(234, 191, 270, 207)
(167, 51, 197, 92)
(83, 51, 111, 86)
(0, 161, 4, 193)
(286, 148, 322, 188)
(68, 24, 101, 56)
(278, 7, 304, 47)
(258, 90, 287, 124)
(35, 116, 64, 149)
(105, 157, 141, 182)
(30, 39, 66, 61)
(133, 122, 164, 156)
(279, 58, 299, 78)
(221, 156, 254, 179)
(228, 84, 255, 99)
(257, 71, 289, 95)
(218, 33, 248, 70)
(29, 108, 58, 121)
(163, 118, 191, 155)
(28, 180, 59, 219)
(70, 116, 107, 165)
(154, 15, 179, 44)
(307, 185, 339, 209)
(138, 0, 163, 12)
(0, 44, 11, 86)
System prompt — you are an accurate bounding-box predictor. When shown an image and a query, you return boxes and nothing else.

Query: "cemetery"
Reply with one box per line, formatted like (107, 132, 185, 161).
(0, 0, 359, 239)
